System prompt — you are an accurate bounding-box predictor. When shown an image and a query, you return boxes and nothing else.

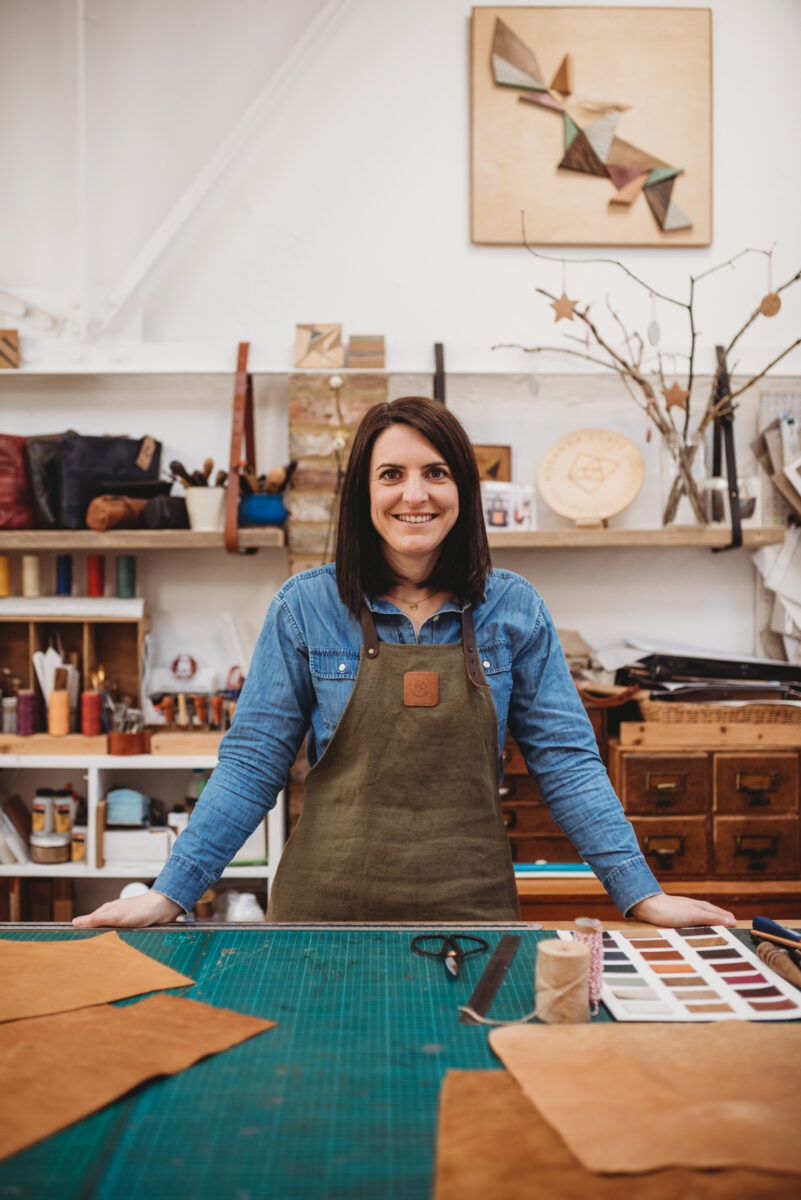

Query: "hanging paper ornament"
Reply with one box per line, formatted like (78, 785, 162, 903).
(527, 353, 541, 396)
(647, 291, 661, 345)
(550, 257, 578, 322)
(662, 381, 690, 411)
(550, 292, 578, 322)
(760, 244, 781, 317)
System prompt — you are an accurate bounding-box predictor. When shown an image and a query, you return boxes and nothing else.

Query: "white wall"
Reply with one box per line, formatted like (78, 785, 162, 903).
(1, 0, 800, 666)
(1, 0, 800, 372)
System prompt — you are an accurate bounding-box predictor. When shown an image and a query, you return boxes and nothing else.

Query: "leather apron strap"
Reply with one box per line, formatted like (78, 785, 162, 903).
(360, 603, 487, 687)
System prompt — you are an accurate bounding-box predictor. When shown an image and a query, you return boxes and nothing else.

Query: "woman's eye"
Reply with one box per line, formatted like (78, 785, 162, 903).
(380, 469, 401, 481)
(428, 467, 449, 479)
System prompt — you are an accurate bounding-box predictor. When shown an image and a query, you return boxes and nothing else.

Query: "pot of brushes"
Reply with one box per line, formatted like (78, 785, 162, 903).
(237, 459, 297, 527)
(171, 457, 227, 532)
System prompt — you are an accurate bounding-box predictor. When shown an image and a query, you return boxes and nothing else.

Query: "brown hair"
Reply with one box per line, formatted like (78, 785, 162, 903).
(335, 397, 491, 615)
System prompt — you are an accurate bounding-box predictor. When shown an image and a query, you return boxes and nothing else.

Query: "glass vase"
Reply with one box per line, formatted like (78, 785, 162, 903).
(659, 430, 709, 526)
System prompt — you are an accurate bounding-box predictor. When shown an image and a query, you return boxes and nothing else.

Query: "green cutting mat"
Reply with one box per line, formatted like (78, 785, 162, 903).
(1, 926, 611, 1199)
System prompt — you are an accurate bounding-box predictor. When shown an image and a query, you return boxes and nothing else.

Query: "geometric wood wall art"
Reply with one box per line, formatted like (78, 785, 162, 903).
(294, 324, 345, 368)
(471, 7, 712, 246)
(473, 444, 512, 482)
(0, 330, 20, 369)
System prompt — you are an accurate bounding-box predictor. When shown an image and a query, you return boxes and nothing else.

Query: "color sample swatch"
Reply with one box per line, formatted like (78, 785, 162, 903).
(559, 926, 801, 1022)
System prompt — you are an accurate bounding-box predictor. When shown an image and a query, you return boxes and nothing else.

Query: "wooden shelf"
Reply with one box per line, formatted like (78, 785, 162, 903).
(0, 528, 285, 551)
(488, 526, 785, 549)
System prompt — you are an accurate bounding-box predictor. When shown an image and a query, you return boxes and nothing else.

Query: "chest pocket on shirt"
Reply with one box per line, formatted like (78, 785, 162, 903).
(309, 647, 360, 734)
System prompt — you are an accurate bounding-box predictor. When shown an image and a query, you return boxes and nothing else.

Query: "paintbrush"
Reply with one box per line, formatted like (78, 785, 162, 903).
(751, 916, 801, 952)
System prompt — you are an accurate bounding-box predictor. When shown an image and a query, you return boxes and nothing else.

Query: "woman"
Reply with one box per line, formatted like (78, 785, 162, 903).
(75, 398, 735, 929)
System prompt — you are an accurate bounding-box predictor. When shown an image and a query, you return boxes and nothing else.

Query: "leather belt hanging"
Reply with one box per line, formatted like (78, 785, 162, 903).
(711, 344, 743, 553)
(225, 342, 258, 555)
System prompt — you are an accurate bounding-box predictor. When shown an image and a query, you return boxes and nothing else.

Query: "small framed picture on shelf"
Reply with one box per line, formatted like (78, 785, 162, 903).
(473, 444, 511, 482)
(481, 482, 536, 531)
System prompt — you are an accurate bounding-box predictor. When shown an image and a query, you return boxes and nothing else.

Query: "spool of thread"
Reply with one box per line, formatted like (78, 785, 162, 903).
(534, 940, 590, 1024)
(0, 555, 10, 597)
(17, 690, 35, 736)
(48, 690, 70, 737)
(572, 916, 603, 1015)
(87, 554, 105, 597)
(1, 696, 18, 734)
(56, 554, 73, 596)
(22, 554, 41, 597)
(116, 554, 136, 598)
(81, 690, 103, 736)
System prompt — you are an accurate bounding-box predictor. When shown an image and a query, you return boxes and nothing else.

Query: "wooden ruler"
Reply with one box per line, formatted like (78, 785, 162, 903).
(459, 934, 522, 1024)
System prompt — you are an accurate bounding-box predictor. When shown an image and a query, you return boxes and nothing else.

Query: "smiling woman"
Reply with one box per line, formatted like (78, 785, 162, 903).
(74, 397, 736, 931)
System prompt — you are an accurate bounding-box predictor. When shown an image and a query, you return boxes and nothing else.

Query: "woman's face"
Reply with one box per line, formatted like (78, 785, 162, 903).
(368, 424, 459, 576)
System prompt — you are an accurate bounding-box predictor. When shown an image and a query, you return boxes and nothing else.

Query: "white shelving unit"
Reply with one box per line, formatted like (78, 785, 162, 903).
(0, 754, 285, 892)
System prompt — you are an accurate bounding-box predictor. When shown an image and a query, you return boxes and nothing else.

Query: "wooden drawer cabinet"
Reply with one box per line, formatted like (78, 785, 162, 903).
(713, 753, 799, 813)
(499, 775, 542, 804)
(615, 752, 710, 815)
(610, 739, 801, 884)
(714, 815, 800, 877)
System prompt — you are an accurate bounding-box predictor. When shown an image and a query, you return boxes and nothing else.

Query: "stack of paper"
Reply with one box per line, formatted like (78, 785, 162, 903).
(753, 526, 801, 664)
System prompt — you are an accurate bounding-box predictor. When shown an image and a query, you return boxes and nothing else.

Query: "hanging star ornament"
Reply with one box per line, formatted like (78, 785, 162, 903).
(662, 381, 690, 411)
(550, 292, 579, 322)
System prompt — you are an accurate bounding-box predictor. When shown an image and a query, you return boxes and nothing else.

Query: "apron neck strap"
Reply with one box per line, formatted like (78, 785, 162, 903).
(361, 607, 380, 658)
(360, 604, 488, 688)
(462, 606, 488, 689)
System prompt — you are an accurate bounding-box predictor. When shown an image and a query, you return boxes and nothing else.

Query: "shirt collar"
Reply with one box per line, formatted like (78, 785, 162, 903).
(365, 595, 468, 616)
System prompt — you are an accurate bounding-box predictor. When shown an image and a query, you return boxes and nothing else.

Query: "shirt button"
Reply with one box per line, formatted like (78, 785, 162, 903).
(433, 615, 439, 621)
(483, 660, 490, 669)
(338, 663, 346, 672)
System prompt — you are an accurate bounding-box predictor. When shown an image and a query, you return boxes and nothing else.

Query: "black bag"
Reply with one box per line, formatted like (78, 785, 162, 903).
(142, 494, 189, 529)
(24, 434, 68, 528)
(59, 433, 162, 529)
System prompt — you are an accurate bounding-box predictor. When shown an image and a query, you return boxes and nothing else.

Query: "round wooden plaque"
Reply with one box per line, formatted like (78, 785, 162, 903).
(538, 429, 645, 521)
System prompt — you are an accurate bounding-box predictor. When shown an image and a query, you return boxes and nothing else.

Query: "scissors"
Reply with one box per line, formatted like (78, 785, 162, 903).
(410, 933, 489, 979)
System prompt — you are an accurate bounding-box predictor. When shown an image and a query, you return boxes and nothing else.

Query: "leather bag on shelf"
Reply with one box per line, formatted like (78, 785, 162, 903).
(225, 342, 257, 555)
(24, 433, 72, 528)
(142, 495, 189, 529)
(0, 433, 36, 529)
(59, 433, 162, 530)
(85, 495, 148, 532)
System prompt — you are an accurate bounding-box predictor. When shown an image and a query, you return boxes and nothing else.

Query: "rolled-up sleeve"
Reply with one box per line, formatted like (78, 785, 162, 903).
(153, 595, 313, 911)
(507, 598, 661, 916)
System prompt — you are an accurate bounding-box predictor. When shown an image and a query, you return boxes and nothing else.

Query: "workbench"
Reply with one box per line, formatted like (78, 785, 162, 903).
(0, 922, 782, 1199)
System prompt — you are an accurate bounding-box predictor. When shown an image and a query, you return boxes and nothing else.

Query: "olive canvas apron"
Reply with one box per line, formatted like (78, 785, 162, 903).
(267, 606, 520, 922)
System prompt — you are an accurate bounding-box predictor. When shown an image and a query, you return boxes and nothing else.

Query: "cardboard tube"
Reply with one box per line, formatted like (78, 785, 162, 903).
(22, 554, 41, 597)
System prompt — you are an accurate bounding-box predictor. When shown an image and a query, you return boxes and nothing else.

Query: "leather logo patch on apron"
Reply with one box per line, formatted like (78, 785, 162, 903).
(403, 671, 439, 707)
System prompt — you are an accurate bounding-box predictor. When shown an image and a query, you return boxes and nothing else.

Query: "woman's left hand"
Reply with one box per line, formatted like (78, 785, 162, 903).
(628, 893, 736, 928)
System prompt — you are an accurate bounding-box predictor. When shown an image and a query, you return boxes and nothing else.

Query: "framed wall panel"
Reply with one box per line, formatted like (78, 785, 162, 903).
(471, 6, 712, 246)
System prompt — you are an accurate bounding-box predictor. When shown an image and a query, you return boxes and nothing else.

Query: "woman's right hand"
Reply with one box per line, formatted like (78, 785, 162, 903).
(72, 890, 183, 929)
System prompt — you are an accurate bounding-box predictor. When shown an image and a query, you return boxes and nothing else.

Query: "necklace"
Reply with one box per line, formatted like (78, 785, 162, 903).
(385, 589, 438, 611)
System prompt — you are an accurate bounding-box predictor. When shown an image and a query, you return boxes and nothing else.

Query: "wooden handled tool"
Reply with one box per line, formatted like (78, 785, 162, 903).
(755, 940, 801, 990)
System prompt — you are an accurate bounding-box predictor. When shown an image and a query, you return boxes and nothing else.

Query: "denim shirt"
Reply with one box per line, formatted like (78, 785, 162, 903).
(153, 564, 661, 916)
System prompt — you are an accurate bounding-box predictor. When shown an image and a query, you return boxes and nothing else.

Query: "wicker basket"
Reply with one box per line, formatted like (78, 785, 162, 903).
(638, 697, 801, 725)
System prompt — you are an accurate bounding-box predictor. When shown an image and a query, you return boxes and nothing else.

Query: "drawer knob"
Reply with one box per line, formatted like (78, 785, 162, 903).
(735, 771, 778, 807)
(502, 809, 517, 831)
(735, 833, 778, 871)
(643, 834, 685, 871)
(645, 773, 686, 804)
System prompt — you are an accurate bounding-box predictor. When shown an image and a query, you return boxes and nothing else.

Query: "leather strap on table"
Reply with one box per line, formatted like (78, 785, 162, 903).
(462, 607, 488, 689)
(225, 342, 257, 555)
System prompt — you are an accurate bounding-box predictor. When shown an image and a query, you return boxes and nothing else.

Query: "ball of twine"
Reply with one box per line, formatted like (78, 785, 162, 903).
(535, 939, 590, 1024)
